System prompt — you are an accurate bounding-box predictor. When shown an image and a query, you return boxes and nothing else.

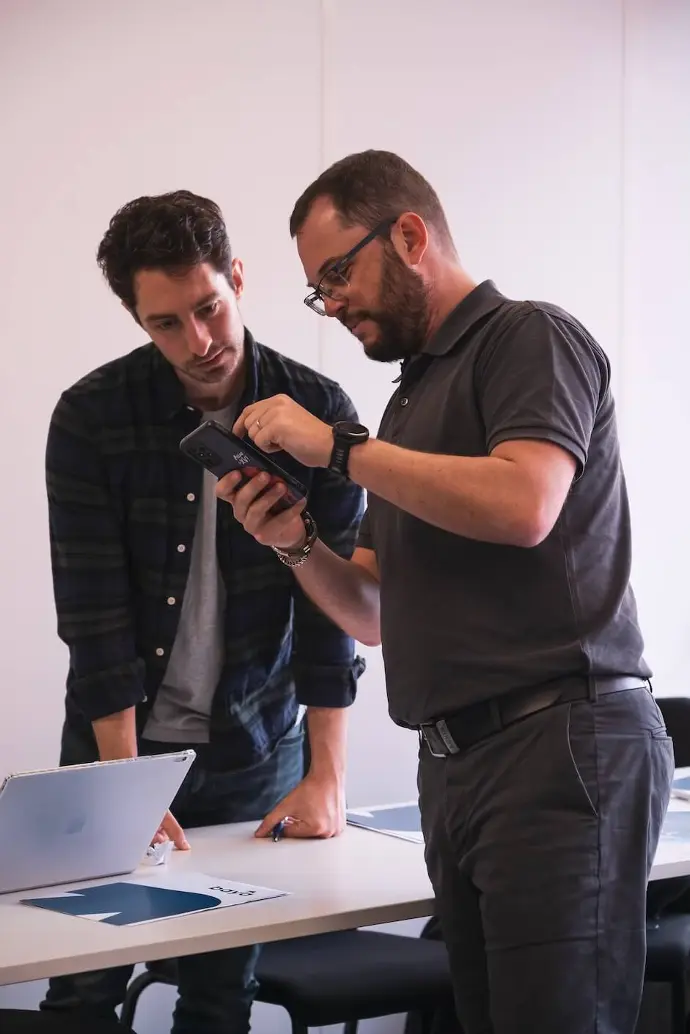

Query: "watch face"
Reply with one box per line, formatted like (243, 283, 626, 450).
(334, 421, 369, 441)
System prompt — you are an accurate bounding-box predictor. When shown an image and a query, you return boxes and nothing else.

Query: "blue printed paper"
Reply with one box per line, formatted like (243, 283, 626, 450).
(21, 871, 287, 926)
(347, 802, 423, 843)
(348, 801, 690, 849)
(660, 811, 690, 844)
(672, 768, 690, 798)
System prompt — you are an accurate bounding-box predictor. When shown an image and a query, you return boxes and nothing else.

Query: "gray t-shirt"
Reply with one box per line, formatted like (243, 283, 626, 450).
(143, 404, 235, 743)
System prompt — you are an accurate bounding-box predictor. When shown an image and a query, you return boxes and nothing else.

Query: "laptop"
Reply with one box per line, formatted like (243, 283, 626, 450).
(0, 750, 196, 894)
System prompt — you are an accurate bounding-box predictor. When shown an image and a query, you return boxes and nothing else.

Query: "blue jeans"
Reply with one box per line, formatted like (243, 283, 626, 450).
(40, 721, 305, 1034)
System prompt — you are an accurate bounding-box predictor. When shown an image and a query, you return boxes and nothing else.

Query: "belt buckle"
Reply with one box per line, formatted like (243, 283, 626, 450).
(421, 719, 460, 758)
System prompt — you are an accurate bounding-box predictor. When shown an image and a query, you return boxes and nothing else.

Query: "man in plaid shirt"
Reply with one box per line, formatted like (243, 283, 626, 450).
(42, 190, 364, 1034)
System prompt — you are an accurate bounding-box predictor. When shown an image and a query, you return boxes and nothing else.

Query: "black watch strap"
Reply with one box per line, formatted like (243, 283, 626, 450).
(328, 421, 370, 477)
(329, 439, 352, 477)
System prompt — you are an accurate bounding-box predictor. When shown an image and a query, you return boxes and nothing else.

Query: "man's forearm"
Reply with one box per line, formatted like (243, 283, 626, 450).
(347, 438, 550, 546)
(92, 706, 138, 761)
(294, 540, 381, 646)
(305, 706, 348, 785)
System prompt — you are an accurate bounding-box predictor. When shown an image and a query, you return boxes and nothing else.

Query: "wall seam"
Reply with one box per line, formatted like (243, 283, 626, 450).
(316, 0, 327, 374)
(618, 0, 629, 438)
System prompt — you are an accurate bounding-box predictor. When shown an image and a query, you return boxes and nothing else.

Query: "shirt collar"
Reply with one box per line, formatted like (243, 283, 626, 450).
(423, 279, 508, 357)
(153, 327, 260, 421)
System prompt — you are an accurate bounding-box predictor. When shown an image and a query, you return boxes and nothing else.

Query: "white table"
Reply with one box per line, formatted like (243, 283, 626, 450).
(1, 803, 689, 988)
(647, 798, 690, 880)
(0, 822, 433, 986)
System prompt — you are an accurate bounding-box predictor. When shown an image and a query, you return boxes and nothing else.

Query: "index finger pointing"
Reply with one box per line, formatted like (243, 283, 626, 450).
(233, 405, 257, 437)
(162, 812, 190, 851)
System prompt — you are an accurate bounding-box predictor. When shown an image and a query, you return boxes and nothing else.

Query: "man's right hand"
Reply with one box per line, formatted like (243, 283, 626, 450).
(216, 469, 307, 551)
(219, 460, 380, 646)
(153, 809, 190, 850)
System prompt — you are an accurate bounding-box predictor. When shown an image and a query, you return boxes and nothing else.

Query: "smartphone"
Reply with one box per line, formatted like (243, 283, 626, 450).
(179, 420, 307, 515)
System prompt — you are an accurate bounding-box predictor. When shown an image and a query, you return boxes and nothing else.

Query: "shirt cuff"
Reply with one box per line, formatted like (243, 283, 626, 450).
(68, 658, 148, 722)
(294, 655, 366, 708)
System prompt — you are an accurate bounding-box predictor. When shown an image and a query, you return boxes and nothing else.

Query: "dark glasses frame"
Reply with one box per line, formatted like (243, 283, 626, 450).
(304, 216, 399, 315)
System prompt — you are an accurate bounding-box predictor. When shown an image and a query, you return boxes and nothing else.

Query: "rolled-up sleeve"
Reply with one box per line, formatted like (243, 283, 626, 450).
(46, 394, 146, 721)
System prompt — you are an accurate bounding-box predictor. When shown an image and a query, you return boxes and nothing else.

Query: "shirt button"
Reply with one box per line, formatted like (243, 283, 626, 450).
(166, 596, 176, 606)
(177, 543, 186, 553)
(155, 647, 165, 657)
(400, 397, 409, 406)
(186, 492, 195, 502)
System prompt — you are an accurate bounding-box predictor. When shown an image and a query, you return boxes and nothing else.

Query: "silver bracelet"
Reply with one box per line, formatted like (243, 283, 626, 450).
(272, 512, 318, 568)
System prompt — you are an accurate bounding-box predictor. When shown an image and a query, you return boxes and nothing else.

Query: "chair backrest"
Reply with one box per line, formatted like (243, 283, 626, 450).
(406, 917, 462, 1034)
(656, 697, 690, 767)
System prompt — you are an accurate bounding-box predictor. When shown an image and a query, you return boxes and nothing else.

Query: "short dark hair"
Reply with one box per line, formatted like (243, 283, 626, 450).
(289, 150, 454, 250)
(96, 190, 232, 313)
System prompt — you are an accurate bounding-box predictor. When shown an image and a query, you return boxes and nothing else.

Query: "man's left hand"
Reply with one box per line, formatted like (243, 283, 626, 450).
(254, 773, 345, 839)
(233, 395, 332, 468)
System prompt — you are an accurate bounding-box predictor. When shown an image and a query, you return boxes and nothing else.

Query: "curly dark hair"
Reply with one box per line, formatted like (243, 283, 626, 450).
(289, 150, 455, 252)
(96, 190, 232, 314)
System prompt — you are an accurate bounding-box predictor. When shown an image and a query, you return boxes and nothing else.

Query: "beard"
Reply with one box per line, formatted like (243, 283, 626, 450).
(342, 247, 431, 363)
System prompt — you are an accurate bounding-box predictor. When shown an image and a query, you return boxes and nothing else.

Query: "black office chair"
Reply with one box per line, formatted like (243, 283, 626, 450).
(0, 1011, 136, 1033)
(644, 696, 690, 1034)
(404, 916, 462, 1034)
(658, 697, 690, 768)
(120, 929, 453, 1033)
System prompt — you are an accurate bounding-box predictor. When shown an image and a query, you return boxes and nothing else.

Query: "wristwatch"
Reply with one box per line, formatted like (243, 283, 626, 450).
(272, 511, 318, 568)
(328, 421, 370, 477)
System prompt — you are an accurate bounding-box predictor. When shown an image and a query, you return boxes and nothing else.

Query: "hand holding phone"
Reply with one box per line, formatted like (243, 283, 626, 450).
(179, 420, 307, 516)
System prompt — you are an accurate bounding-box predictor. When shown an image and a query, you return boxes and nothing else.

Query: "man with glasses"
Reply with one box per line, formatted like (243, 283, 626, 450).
(218, 150, 673, 1034)
(42, 189, 364, 1033)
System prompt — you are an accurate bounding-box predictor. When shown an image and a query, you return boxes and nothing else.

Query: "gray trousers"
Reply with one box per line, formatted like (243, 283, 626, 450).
(418, 686, 674, 1034)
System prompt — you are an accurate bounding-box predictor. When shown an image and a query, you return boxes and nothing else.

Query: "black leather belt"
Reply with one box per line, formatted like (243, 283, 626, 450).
(419, 675, 650, 757)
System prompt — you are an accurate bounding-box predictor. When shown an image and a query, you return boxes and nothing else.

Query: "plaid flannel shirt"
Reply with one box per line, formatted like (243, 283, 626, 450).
(46, 330, 365, 769)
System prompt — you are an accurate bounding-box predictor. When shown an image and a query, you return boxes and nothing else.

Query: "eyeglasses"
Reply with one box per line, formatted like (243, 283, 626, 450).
(303, 216, 398, 316)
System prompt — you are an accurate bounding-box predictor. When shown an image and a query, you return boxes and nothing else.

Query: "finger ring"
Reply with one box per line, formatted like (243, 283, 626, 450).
(255, 417, 262, 430)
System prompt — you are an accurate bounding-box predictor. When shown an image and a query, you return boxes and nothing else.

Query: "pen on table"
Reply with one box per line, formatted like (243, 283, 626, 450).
(271, 818, 291, 842)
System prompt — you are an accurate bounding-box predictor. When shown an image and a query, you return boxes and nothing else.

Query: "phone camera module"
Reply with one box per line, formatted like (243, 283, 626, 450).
(194, 445, 221, 465)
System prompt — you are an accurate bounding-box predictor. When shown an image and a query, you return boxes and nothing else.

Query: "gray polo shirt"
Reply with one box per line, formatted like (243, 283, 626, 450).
(358, 280, 650, 728)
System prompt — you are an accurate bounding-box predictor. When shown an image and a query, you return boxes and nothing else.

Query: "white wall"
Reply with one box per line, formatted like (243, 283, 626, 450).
(0, 1, 688, 1032)
(0, 0, 324, 778)
(621, 0, 690, 697)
